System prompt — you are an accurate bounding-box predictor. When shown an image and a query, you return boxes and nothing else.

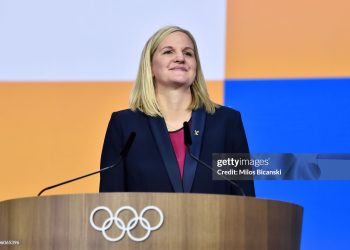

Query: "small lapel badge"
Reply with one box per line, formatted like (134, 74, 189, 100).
(194, 130, 199, 136)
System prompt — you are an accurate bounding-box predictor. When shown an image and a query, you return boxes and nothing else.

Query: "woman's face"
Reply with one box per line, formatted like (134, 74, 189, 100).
(151, 31, 197, 89)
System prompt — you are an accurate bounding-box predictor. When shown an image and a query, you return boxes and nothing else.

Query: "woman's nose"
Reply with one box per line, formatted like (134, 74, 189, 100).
(174, 52, 185, 62)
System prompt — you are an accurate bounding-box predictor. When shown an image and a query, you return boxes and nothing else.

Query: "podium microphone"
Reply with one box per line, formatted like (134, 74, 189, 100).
(183, 122, 246, 196)
(37, 132, 136, 196)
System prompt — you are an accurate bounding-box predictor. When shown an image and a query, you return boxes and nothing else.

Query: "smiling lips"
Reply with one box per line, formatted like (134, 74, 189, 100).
(170, 66, 188, 71)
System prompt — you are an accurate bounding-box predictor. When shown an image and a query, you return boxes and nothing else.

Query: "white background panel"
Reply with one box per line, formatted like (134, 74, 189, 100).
(0, 0, 226, 81)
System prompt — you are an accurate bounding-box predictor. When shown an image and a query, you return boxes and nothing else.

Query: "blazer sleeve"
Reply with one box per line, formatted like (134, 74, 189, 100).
(99, 113, 126, 192)
(230, 111, 256, 197)
(231, 111, 249, 153)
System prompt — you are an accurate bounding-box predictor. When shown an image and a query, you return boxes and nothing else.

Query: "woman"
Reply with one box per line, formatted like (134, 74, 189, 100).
(100, 26, 255, 196)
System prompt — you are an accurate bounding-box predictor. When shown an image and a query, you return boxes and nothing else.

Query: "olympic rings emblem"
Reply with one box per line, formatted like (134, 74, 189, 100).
(89, 206, 164, 242)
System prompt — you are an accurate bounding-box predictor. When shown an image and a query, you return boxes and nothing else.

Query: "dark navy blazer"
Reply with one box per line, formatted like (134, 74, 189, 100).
(99, 106, 255, 196)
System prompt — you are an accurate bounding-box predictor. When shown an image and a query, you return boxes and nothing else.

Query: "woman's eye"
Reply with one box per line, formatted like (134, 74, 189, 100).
(184, 51, 193, 57)
(163, 50, 172, 54)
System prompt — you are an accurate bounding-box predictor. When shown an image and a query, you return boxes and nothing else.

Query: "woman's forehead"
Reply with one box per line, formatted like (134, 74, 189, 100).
(158, 32, 194, 49)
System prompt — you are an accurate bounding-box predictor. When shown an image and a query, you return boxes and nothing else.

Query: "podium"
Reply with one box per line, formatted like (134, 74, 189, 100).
(0, 193, 303, 249)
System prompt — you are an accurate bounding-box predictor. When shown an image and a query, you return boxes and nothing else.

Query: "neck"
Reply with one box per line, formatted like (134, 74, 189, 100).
(156, 85, 192, 131)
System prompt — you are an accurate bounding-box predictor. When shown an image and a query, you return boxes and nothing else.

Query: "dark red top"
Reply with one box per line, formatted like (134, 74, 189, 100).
(169, 128, 186, 178)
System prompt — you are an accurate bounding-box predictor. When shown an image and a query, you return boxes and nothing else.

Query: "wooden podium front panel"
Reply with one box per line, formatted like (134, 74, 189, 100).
(0, 193, 303, 250)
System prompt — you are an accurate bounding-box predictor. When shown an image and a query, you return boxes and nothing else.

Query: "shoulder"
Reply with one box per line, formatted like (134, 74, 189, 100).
(204, 106, 245, 131)
(110, 109, 145, 121)
(109, 109, 150, 133)
(208, 105, 242, 120)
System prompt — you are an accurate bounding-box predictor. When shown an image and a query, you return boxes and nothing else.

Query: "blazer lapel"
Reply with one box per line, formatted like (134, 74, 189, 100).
(183, 108, 206, 192)
(147, 115, 184, 192)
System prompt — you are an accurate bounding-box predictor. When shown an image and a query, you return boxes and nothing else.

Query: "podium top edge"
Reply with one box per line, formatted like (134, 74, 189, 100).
(0, 192, 303, 209)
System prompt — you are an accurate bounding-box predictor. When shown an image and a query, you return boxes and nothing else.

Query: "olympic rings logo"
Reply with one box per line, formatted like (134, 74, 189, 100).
(89, 206, 164, 242)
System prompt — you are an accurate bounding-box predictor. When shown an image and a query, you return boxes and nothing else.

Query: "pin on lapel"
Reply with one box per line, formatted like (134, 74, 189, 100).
(194, 130, 199, 136)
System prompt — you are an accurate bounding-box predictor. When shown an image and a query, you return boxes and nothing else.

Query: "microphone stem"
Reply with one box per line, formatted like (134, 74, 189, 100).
(187, 148, 246, 196)
(37, 162, 118, 196)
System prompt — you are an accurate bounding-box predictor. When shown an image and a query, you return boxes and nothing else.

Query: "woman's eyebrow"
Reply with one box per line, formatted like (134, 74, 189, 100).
(160, 46, 194, 51)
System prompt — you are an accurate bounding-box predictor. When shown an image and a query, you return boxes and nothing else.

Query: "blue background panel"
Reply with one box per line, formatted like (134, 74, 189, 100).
(224, 78, 350, 250)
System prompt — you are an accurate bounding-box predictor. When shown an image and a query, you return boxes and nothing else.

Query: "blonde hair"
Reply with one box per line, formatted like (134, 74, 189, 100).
(129, 26, 218, 116)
